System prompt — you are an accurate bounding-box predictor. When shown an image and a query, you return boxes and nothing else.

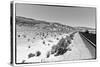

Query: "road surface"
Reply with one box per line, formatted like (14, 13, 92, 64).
(79, 32, 96, 59)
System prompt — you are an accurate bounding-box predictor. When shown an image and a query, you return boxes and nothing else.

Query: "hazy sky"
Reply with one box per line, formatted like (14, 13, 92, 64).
(16, 3, 96, 28)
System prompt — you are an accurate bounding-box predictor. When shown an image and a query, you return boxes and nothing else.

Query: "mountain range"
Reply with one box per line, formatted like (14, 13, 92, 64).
(16, 16, 96, 34)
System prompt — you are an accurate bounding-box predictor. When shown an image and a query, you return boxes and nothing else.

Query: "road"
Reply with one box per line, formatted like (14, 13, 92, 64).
(79, 32, 96, 59)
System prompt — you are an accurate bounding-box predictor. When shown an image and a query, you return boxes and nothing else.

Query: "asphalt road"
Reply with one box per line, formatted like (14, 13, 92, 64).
(79, 32, 96, 59)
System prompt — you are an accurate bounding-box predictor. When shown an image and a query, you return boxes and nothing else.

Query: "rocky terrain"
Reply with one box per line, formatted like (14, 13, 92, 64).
(16, 16, 96, 63)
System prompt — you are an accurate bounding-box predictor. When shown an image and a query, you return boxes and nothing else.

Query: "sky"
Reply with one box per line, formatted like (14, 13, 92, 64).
(16, 3, 96, 28)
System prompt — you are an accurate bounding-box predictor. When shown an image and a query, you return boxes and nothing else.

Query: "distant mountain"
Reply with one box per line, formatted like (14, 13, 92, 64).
(16, 16, 75, 32)
(16, 16, 96, 34)
(16, 16, 50, 25)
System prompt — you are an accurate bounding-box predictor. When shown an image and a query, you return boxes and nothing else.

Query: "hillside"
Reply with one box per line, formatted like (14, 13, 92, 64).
(16, 16, 96, 63)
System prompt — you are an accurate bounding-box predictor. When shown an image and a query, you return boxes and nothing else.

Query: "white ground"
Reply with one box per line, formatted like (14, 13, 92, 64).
(16, 28, 93, 63)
